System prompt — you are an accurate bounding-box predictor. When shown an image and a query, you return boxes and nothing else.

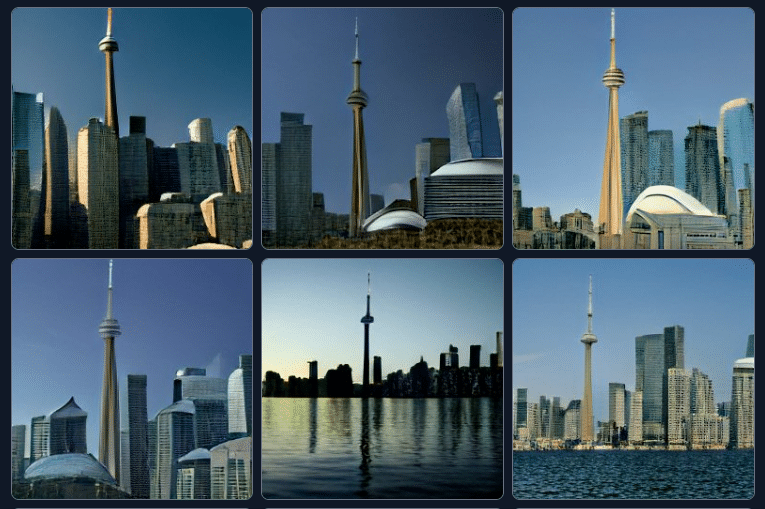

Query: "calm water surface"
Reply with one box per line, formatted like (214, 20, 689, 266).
(513, 449, 753, 499)
(262, 397, 503, 498)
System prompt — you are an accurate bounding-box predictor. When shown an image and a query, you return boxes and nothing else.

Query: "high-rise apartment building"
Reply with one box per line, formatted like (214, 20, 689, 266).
(629, 390, 643, 443)
(78, 118, 119, 249)
(30, 415, 49, 463)
(11, 89, 44, 248)
(126, 374, 149, 498)
(620, 111, 648, 217)
(227, 126, 252, 194)
(515, 388, 528, 435)
(261, 142, 278, 243)
(175, 448, 211, 499)
(685, 123, 723, 215)
(718, 98, 754, 220)
(175, 118, 222, 200)
(563, 399, 581, 441)
(228, 354, 253, 437)
(153, 399, 196, 499)
(667, 368, 691, 446)
(647, 130, 675, 187)
(414, 138, 450, 215)
(173, 368, 228, 449)
(447, 83, 483, 161)
(730, 357, 754, 449)
(41, 106, 70, 248)
(119, 116, 150, 248)
(11, 425, 26, 481)
(210, 436, 251, 499)
(48, 397, 87, 455)
(609, 382, 626, 428)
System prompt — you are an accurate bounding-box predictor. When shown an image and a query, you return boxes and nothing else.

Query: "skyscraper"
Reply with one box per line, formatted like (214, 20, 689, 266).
(470, 345, 481, 369)
(730, 357, 754, 449)
(99, 260, 121, 483)
(580, 276, 598, 442)
(347, 18, 372, 237)
(78, 118, 119, 248)
(153, 399, 195, 499)
(126, 374, 149, 498)
(685, 123, 723, 215)
(667, 368, 691, 446)
(41, 106, 70, 248)
(447, 83, 483, 161)
(11, 425, 26, 481)
(99, 8, 119, 138)
(119, 116, 150, 248)
(746, 334, 754, 357)
(209, 436, 251, 499)
(629, 390, 643, 443)
(228, 354, 253, 437)
(515, 388, 528, 435)
(175, 118, 222, 199)
(620, 111, 648, 217)
(648, 129, 674, 187)
(360, 272, 374, 397)
(227, 126, 252, 194)
(29, 415, 49, 463)
(598, 9, 625, 247)
(49, 397, 88, 455)
(261, 142, 277, 244)
(494, 91, 503, 155)
(414, 138, 450, 215)
(11, 89, 44, 248)
(718, 98, 754, 218)
(373, 356, 382, 385)
(173, 368, 228, 449)
(609, 382, 626, 429)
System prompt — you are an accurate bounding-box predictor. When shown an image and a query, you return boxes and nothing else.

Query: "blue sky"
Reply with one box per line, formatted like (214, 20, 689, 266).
(512, 259, 754, 424)
(12, 7, 253, 189)
(513, 7, 754, 220)
(11, 259, 253, 457)
(262, 8, 503, 214)
(262, 259, 504, 384)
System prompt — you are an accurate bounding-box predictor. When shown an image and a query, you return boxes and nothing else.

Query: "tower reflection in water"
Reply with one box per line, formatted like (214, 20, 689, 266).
(357, 398, 371, 496)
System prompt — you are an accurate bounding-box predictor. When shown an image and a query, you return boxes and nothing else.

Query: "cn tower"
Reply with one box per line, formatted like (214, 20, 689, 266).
(598, 9, 625, 248)
(98, 260, 121, 482)
(347, 18, 371, 237)
(580, 276, 598, 443)
(99, 8, 120, 138)
(360, 272, 374, 397)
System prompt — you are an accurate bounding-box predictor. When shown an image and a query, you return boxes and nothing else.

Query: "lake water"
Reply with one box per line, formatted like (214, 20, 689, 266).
(262, 397, 503, 498)
(513, 449, 754, 499)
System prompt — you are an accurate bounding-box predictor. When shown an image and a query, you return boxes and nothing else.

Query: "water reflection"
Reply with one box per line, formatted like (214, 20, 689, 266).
(357, 397, 372, 497)
(309, 397, 317, 453)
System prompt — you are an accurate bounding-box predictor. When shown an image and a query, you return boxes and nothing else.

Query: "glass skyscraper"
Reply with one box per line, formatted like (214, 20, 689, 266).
(718, 98, 754, 215)
(648, 129, 674, 187)
(446, 83, 483, 161)
(685, 123, 723, 215)
(12, 89, 44, 248)
(620, 111, 648, 217)
(228, 354, 252, 437)
(126, 374, 149, 498)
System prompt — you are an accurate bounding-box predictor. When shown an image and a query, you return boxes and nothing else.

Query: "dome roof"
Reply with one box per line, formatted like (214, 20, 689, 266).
(210, 435, 252, 453)
(187, 243, 237, 249)
(363, 200, 426, 232)
(178, 448, 211, 463)
(24, 453, 117, 485)
(734, 357, 754, 369)
(626, 185, 717, 221)
(431, 158, 503, 176)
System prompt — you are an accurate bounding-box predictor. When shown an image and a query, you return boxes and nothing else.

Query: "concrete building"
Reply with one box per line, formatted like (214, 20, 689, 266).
(119, 116, 150, 248)
(447, 83, 483, 160)
(629, 390, 643, 443)
(609, 382, 626, 429)
(227, 125, 252, 194)
(415, 138, 450, 215)
(210, 436, 251, 499)
(175, 448, 210, 499)
(580, 276, 598, 442)
(199, 191, 252, 247)
(136, 193, 202, 249)
(41, 106, 70, 248)
(621, 111, 648, 217)
(98, 260, 121, 483)
(598, 9, 626, 248)
(564, 399, 581, 441)
(228, 354, 253, 437)
(12, 425, 26, 481)
(126, 374, 149, 498)
(685, 123, 723, 215)
(30, 415, 50, 463)
(78, 118, 119, 249)
(667, 368, 691, 446)
(173, 368, 228, 449)
(153, 400, 195, 499)
(738, 188, 754, 249)
(175, 118, 222, 200)
(423, 158, 503, 221)
(11, 89, 44, 248)
(48, 397, 87, 455)
(730, 357, 754, 449)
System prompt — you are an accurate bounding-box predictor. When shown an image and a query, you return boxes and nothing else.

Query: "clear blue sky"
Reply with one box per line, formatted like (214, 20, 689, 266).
(262, 8, 503, 214)
(513, 259, 754, 424)
(12, 259, 253, 457)
(262, 259, 504, 384)
(513, 7, 754, 220)
(12, 7, 253, 190)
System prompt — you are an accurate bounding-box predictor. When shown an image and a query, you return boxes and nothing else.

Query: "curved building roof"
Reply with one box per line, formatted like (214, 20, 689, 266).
(155, 399, 196, 419)
(210, 435, 252, 453)
(24, 453, 117, 485)
(431, 158, 503, 177)
(626, 185, 717, 221)
(734, 357, 754, 370)
(48, 396, 87, 419)
(187, 243, 237, 249)
(178, 448, 211, 463)
(363, 200, 426, 232)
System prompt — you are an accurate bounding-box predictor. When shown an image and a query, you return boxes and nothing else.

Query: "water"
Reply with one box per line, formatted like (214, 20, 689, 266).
(513, 449, 754, 499)
(262, 397, 503, 498)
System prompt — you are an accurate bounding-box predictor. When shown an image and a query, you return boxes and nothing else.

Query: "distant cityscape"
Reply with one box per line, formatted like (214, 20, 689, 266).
(11, 9, 252, 250)
(513, 9, 754, 249)
(262, 18, 503, 248)
(11, 261, 253, 499)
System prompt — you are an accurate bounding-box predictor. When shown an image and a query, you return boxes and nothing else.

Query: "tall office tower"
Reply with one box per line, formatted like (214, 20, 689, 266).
(685, 123, 723, 215)
(609, 382, 626, 428)
(173, 368, 228, 449)
(214, 143, 232, 194)
(620, 111, 648, 217)
(308, 360, 319, 397)
(175, 448, 211, 499)
(494, 91, 503, 155)
(515, 388, 528, 435)
(228, 354, 253, 437)
(598, 9, 626, 248)
(126, 374, 149, 498)
(447, 83, 483, 161)
(415, 138, 450, 215)
(120, 429, 131, 493)
(360, 272, 374, 397)
(718, 98, 754, 219)
(648, 130, 674, 187)
(667, 368, 691, 445)
(228, 126, 252, 194)
(276, 113, 312, 246)
(549, 396, 563, 439)
(563, 399, 581, 440)
(739, 188, 754, 249)
(730, 357, 754, 449)
(512, 174, 522, 229)
(210, 436, 252, 499)
(580, 276, 598, 442)
(261, 142, 278, 244)
(470, 345, 481, 369)
(629, 390, 643, 443)
(11, 425, 26, 481)
(99, 8, 120, 138)
(154, 400, 196, 499)
(526, 402, 540, 440)
(538, 396, 550, 438)
(150, 146, 181, 202)
(29, 415, 49, 463)
(175, 118, 221, 200)
(49, 397, 87, 455)
(496, 331, 503, 367)
(78, 118, 119, 248)
(11, 89, 44, 248)
(746, 334, 754, 357)
(624, 389, 632, 430)
(41, 106, 70, 248)
(347, 18, 372, 237)
(119, 116, 150, 248)
(373, 356, 382, 385)
(99, 260, 121, 482)
(147, 418, 157, 496)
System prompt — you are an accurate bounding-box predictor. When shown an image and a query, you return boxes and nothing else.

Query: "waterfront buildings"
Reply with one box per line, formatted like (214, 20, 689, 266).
(730, 356, 754, 449)
(563, 399, 581, 441)
(718, 98, 755, 222)
(447, 83, 483, 161)
(126, 374, 149, 498)
(580, 276, 598, 442)
(514, 388, 528, 436)
(11, 89, 44, 248)
(609, 382, 626, 429)
(598, 9, 626, 248)
(629, 390, 643, 443)
(667, 368, 691, 446)
(41, 106, 70, 248)
(78, 118, 119, 249)
(99, 260, 121, 482)
(620, 111, 648, 217)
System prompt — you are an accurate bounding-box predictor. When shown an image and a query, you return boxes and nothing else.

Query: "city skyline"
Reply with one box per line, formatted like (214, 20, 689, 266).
(513, 259, 754, 425)
(262, 259, 503, 384)
(513, 7, 753, 221)
(11, 258, 253, 458)
(262, 8, 503, 214)
(11, 7, 253, 190)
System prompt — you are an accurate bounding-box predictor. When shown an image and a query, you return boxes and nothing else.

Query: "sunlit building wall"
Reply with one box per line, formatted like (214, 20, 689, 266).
(718, 98, 754, 221)
(210, 436, 251, 499)
(12, 90, 45, 248)
(563, 399, 581, 441)
(228, 354, 253, 437)
(446, 83, 483, 161)
(667, 368, 691, 445)
(730, 357, 754, 449)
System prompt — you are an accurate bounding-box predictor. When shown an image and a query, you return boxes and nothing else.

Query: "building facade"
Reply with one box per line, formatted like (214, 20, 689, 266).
(718, 98, 754, 222)
(78, 118, 119, 249)
(228, 354, 253, 437)
(648, 129, 674, 187)
(685, 123, 723, 215)
(209, 436, 252, 499)
(415, 138, 450, 215)
(730, 357, 754, 449)
(620, 111, 648, 217)
(446, 83, 483, 161)
(119, 116, 150, 248)
(667, 368, 691, 446)
(153, 400, 195, 499)
(41, 106, 70, 248)
(12, 89, 45, 248)
(48, 397, 87, 455)
(126, 374, 149, 498)
(227, 126, 252, 194)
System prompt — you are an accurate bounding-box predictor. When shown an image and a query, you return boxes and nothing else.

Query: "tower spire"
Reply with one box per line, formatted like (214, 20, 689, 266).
(587, 274, 593, 333)
(99, 7, 120, 138)
(361, 271, 374, 397)
(98, 259, 121, 483)
(355, 17, 359, 61)
(347, 17, 371, 238)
